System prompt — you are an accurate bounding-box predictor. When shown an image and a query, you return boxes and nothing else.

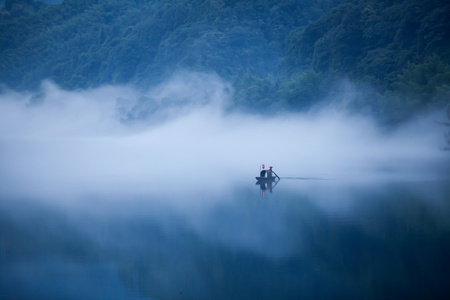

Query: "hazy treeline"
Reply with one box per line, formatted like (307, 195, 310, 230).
(283, 0, 450, 123)
(0, 0, 449, 124)
(0, 0, 335, 87)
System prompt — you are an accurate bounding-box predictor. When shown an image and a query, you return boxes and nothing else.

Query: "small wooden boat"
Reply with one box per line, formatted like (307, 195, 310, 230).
(256, 166, 280, 182)
(255, 176, 277, 182)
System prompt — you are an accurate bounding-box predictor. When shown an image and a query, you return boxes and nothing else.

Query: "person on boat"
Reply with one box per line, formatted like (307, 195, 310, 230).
(267, 166, 274, 178)
(267, 166, 280, 179)
(257, 165, 279, 180)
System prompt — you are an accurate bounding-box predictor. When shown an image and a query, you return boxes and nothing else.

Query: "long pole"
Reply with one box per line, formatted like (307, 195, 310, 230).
(272, 171, 280, 180)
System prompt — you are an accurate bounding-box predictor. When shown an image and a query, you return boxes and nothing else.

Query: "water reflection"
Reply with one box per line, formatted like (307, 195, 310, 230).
(255, 178, 280, 196)
(1, 178, 450, 299)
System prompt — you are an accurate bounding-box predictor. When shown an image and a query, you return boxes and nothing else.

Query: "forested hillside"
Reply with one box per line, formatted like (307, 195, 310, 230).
(1, 0, 449, 124)
(283, 0, 450, 122)
(0, 0, 335, 87)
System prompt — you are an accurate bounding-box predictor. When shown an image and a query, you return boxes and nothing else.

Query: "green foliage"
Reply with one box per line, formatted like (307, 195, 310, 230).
(279, 70, 325, 109)
(0, 0, 449, 125)
(233, 72, 278, 111)
(282, 0, 450, 123)
(378, 55, 450, 122)
(392, 55, 450, 109)
(0, 0, 334, 90)
(233, 70, 326, 113)
(2, 0, 44, 18)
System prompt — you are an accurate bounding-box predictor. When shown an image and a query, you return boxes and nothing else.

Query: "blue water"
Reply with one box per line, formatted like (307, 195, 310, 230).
(1, 177, 450, 299)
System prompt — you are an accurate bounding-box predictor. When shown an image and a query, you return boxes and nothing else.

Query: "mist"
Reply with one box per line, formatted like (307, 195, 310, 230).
(0, 72, 448, 204)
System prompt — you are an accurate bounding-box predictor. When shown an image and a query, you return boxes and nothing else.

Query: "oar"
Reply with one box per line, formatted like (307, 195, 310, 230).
(272, 171, 280, 180)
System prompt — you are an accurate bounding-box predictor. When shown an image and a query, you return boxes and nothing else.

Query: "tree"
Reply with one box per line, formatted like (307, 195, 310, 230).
(391, 55, 450, 112)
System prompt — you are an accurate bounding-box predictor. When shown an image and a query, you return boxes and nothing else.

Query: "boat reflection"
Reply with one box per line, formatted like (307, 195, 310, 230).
(256, 178, 280, 196)
(255, 165, 281, 196)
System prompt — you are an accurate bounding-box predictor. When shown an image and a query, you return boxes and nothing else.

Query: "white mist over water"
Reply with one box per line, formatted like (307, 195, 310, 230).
(1, 73, 450, 263)
(0, 73, 448, 202)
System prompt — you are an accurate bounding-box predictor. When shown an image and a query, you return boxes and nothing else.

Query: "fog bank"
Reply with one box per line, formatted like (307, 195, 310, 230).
(0, 73, 448, 201)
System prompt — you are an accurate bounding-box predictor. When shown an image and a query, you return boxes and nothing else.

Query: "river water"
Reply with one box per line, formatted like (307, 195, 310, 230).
(1, 175, 449, 299)
(1, 84, 450, 299)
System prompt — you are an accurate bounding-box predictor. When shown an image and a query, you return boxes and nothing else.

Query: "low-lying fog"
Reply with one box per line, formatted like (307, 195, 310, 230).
(0, 72, 449, 203)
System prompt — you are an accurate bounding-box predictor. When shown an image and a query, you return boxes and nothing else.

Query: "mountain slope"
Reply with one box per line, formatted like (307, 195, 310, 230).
(0, 0, 336, 89)
(0, 0, 449, 124)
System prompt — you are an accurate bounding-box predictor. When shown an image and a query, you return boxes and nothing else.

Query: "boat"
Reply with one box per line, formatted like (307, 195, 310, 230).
(255, 176, 278, 182)
(255, 165, 280, 182)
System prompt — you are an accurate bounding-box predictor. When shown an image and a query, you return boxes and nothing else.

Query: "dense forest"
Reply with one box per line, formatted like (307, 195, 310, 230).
(0, 0, 449, 124)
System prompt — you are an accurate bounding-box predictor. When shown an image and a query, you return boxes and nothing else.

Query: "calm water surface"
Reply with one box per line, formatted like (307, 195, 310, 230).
(1, 176, 450, 299)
